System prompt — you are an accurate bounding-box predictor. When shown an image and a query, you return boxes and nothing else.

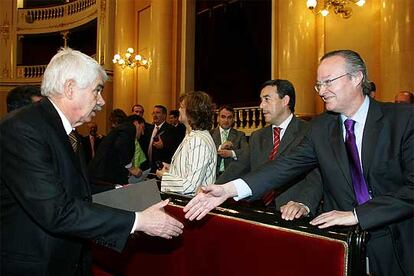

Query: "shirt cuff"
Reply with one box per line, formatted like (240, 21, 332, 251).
(231, 150, 237, 160)
(232, 178, 252, 201)
(125, 162, 132, 169)
(130, 212, 140, 234)
(353, 208, 359, 223)
(297, 203, 310, 216)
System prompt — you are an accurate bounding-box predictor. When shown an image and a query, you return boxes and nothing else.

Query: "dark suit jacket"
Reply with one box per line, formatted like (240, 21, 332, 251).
(147, 122, 180, 171)
(242, 99, 414, 275)
(88, 122, 136, 185)
(211, 127, 249, 174)
(217, 116, 322, 214)
(0, 98, 134, 276)
(81, 134, 103, 164)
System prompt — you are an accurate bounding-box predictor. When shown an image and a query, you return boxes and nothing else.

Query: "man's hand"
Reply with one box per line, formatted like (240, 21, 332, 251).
(221, 141, 233, 150)
(310, 210, 358, 228)
(136, 199, 184, 239)
(153, 137, 164, 149)
(128, 167, 142, 177)
(183, 183, 237, 221)
(217, 149, 233, 158)
(280, 201, 309, 220)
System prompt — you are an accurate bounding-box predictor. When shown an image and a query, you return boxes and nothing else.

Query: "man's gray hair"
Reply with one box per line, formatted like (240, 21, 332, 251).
(41, 48, 108, 97)
(321, 50, 371, 95)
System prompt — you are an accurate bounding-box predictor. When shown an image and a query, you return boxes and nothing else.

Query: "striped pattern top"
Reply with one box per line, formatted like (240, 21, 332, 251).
(161, 130, 217, 195)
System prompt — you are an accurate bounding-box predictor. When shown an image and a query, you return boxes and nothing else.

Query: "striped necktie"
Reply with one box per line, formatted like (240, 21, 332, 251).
(268, 127, 281, 160)
(219, 129, 229, 172)
(69, 130, 79, 153)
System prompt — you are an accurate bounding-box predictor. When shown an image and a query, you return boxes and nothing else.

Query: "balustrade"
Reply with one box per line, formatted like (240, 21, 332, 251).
(17, 65, 47, 79)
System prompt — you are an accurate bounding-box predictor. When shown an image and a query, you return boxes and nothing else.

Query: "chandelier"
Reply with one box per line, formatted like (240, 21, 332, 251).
(112, 48, 149, 69)
(306, 0, 366, 19)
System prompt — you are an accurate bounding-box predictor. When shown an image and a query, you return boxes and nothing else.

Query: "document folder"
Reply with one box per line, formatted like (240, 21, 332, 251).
(92, 179, 161, 212)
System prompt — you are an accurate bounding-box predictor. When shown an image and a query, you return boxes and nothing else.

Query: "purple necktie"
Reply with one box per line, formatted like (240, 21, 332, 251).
(344, 119, 370, 204)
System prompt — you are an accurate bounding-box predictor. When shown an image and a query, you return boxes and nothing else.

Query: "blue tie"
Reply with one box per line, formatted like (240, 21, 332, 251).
(344, 119, 370, 204)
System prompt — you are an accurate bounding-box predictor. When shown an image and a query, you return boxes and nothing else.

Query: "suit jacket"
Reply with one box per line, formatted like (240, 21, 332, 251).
(0, 98, 134, 276)
(242, 99, 414, 275)
(81, 134, 103, 164)
(210, 127, 248, 174)
(88, 122, 136, 185)
(147, 122, 180, 171)
(217, 116, 322, 214)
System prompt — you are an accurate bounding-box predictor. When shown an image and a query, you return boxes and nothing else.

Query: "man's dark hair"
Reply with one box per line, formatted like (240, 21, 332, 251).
(260, 79, 296, 113)
(218, 105, 234, 115)
(321, 49, 371, 95)
(154, 105, 167, 114)
(7, 85, 42, 112)
(109, 108, 127, 127)
(179, 91, 213, 130)
(169, 110, 179, 118)
(131, 104, 144, 112)
(127, 114, 145, 124)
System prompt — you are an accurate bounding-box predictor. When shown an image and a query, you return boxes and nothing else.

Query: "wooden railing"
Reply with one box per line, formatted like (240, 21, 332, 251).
(19, 0, 96, 23)
(16, 65, 47, 79)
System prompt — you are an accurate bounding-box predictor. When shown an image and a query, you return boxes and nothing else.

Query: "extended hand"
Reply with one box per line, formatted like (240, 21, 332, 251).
(183, 183, 236, 221)
(156, 163, 170, 178)
(136, 199, 184, 239)
(310, 210, 358, 228)
(280, 201, 309, 221)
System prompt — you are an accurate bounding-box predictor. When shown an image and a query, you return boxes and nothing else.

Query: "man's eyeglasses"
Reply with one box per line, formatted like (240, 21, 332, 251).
(314, 73, 350, 92)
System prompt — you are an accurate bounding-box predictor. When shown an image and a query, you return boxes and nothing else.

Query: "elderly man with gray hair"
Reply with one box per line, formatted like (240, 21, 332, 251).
(0, 48, 183, 276)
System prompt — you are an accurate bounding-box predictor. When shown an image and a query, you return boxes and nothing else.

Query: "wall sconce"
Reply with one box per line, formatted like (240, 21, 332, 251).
(112, 48, 149, 69)
(306, 0, 365, 19)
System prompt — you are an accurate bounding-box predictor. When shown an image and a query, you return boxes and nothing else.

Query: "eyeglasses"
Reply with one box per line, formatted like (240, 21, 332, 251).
(314, 73, 350, 92)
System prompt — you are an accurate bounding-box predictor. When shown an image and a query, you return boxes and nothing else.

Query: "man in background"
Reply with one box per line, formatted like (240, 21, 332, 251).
(216, 81, 322, 214)
(6, 85, 42, 112)
(169, 109, 186, 143)
(395, 90, 414, 104)
(81, 121, 103, 164)
(211, 105, 248, 177)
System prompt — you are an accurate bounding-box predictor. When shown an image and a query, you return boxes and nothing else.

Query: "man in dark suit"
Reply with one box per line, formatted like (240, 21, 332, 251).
(81, 121, 103, 164)
(169, 109, 186, 143)
(0, 48, 183, 276)
(217, 81, 322, 215)
(184, 50, 413, 276)
(88, 115, 146, 188)
(210, 105, 248, 176)
(147, 105, 180, 172)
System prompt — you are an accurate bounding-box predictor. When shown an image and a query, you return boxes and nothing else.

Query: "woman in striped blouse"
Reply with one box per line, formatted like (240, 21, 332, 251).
(157, 91, 217, 195)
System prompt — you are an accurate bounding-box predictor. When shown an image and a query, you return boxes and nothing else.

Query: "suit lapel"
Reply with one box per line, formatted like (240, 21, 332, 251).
(362, 99, 383, 179)
(261, 126, 273, 157)
(279, 117, 297, 154)
(212, 128, 222, 148)
(329, 115, 353, 187)
(40, 99, 90, 185)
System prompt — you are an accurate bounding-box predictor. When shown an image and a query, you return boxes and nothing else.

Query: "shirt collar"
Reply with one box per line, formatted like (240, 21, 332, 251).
(340, 95, 370, 125)
(219, 126, 230, 133)
(49, 98, 73, 135)
(272, 113, 293, 130)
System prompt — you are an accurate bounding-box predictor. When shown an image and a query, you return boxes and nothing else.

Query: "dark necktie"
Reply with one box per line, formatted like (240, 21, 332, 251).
(344, 119, 370, 204)
(262, 127, 281, 206)
(69, 130, 79, 153)
(268, 127, 281, 161)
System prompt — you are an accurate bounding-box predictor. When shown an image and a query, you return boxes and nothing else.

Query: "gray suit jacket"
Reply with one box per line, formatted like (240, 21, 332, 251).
(242, 99, 414, 275)
(210, 127, 248, 174)
(217, 116, 323, 214)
